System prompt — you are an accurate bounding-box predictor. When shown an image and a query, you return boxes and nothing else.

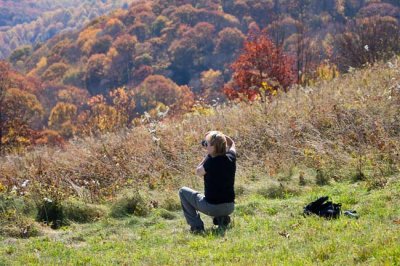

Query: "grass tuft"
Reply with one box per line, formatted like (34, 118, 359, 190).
(110, 191, 151, 218)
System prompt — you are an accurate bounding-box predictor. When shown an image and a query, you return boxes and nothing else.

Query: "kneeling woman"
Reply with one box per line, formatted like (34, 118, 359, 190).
(179, 131, 236, 233)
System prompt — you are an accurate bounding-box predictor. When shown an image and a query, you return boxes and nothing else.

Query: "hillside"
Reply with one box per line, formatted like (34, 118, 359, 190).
(1, 0, 398, 154)
(0, 59, 399, 264)
(14, 0, 400, 93)
(0, 0, 135, 59)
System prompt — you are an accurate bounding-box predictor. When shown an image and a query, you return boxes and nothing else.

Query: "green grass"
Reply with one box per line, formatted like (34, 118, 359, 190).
(1, 177, 399, 265)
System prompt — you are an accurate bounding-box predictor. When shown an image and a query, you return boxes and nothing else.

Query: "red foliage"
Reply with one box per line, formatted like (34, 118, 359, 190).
(227, 30, 296, 101)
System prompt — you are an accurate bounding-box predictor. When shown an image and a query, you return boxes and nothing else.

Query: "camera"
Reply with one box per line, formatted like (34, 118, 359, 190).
(201, 140, 207, 147)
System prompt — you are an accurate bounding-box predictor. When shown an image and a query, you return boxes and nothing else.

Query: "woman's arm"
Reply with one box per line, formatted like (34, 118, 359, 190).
(225, 135, 236, 154)
(195, 155, 208, 176)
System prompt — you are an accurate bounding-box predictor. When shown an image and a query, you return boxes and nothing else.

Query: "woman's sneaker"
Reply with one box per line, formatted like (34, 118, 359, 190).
(213, 216, 231, 227)
(190, 225, 205, 234)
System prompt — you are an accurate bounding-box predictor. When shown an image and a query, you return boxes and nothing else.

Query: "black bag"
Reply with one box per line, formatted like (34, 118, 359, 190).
(304, 196, 341, 219)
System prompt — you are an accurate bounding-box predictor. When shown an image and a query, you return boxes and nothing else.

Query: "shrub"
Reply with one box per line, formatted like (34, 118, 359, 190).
(315, 169, 330, 186)
(156, 209, 177, 220)
(160, 195, 181, 211)
(257, 183, 300, 199)
(0, 194, 36, 218)
(62, 199, 107, 223)
(0, 216, 40, 238)
(366, 176, 388, 191)
(110, 191, 150, 218)
(0, 194, 40, 238)
(36, 200, 67, 229)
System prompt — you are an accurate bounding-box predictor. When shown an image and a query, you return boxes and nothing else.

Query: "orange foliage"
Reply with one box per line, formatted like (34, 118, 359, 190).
(226, 30, 296, 101)
(134, 75, 194, 115)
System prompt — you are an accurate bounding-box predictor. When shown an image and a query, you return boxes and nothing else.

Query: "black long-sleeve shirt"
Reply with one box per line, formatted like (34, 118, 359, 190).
(203, 150, 236, 204)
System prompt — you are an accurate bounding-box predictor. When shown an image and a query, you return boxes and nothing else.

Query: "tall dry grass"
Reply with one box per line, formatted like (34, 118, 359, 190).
(0, 58, 399, 203)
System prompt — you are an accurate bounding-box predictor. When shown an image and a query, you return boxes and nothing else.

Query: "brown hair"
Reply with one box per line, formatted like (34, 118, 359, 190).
(206, 131, 227, 156)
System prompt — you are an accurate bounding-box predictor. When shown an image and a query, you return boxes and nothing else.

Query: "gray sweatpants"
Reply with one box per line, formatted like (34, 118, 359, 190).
(178, 186, 234, 228)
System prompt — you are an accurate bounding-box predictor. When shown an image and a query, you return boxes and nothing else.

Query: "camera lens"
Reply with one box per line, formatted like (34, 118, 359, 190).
(201, 140, 207, 147)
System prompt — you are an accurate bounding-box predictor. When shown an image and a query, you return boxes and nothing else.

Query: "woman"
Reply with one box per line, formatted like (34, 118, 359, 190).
(179, 131, 236, 233)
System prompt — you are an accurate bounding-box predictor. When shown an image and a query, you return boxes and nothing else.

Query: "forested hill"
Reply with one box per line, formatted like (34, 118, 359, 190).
(0, 0, 399, 153)
(0, 0, 135, 59)
(13, 0, 400, 94)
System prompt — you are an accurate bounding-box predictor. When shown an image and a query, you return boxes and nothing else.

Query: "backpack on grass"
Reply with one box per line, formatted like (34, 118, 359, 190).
(304, 196, 341, 219)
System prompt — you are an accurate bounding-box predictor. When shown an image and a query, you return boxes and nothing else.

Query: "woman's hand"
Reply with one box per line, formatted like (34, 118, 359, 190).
(226, 135, 233, 147)
(195, 154, 208, 176)
(225, 135, 236, 153)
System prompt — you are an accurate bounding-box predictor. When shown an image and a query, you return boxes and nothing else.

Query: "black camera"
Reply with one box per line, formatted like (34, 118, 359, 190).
(201, 140, 208, 147)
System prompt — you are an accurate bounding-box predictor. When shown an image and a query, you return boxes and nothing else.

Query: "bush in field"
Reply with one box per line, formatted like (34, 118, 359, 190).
(160, 195, 181, 211)
(36, 199, 67, 229)
(62, 199, 107, 223)
(156, 209, 177, 220)
(110, 191, 151, 218)
(0, 193, 40, 238)
(257, 183, 300, 199)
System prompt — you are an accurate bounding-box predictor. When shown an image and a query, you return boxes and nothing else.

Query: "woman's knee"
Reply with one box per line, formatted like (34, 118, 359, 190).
(178, 186, 191, 198)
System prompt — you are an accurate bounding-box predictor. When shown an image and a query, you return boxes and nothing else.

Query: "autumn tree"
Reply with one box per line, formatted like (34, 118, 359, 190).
(132, 65, 154, 86)
(266, 16, 300, 48)
(200, 69, 225, 102)
(226, 30, 296, 101)
(108, 34, 137, 86)
(42, 62, 69, 82)
(336, 16, 400, 70)
(9, 46, 32, 72)
(151, 15, 170, 37)
(103, 18, 126, 37)
(48, 102, 78, 138)
(357, 2, 400, 19)
(84, 95, 124, 134)
(284, 34, 322, 85)
(172, 4, 199, 26)
(90, 35, 113, 55)
(168, 22, 216, 84)
(134, 75, 194, 115)
(215, 27, 245, 55)
(109, 87, 136, 125)
(2, 88, 44, 151)
(0, 62, 10, 154)
(85, 54, 111, 95)
(56, 86, 89, 107)
(292, 0, 313, 84)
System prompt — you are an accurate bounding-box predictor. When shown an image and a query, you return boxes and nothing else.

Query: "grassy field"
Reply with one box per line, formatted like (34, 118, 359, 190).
(1, 174, 399, 265)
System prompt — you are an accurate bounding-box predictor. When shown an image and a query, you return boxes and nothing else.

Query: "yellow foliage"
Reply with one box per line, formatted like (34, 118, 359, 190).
(0, 182, 5, 193)
(15, 136, 31, 145)
(107, 47, 119, 59)
(88, 103, 128, 133)
(316, 63, 339, 82)
(78, 27, 101, 54)
(36, 57, 47, 70)
(200, 69, 223, 90)
(48, 102, 78, 130)
(27, 56, 48, 77)
(188, 104, 215, 117)
(259, 81, 278, 102)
